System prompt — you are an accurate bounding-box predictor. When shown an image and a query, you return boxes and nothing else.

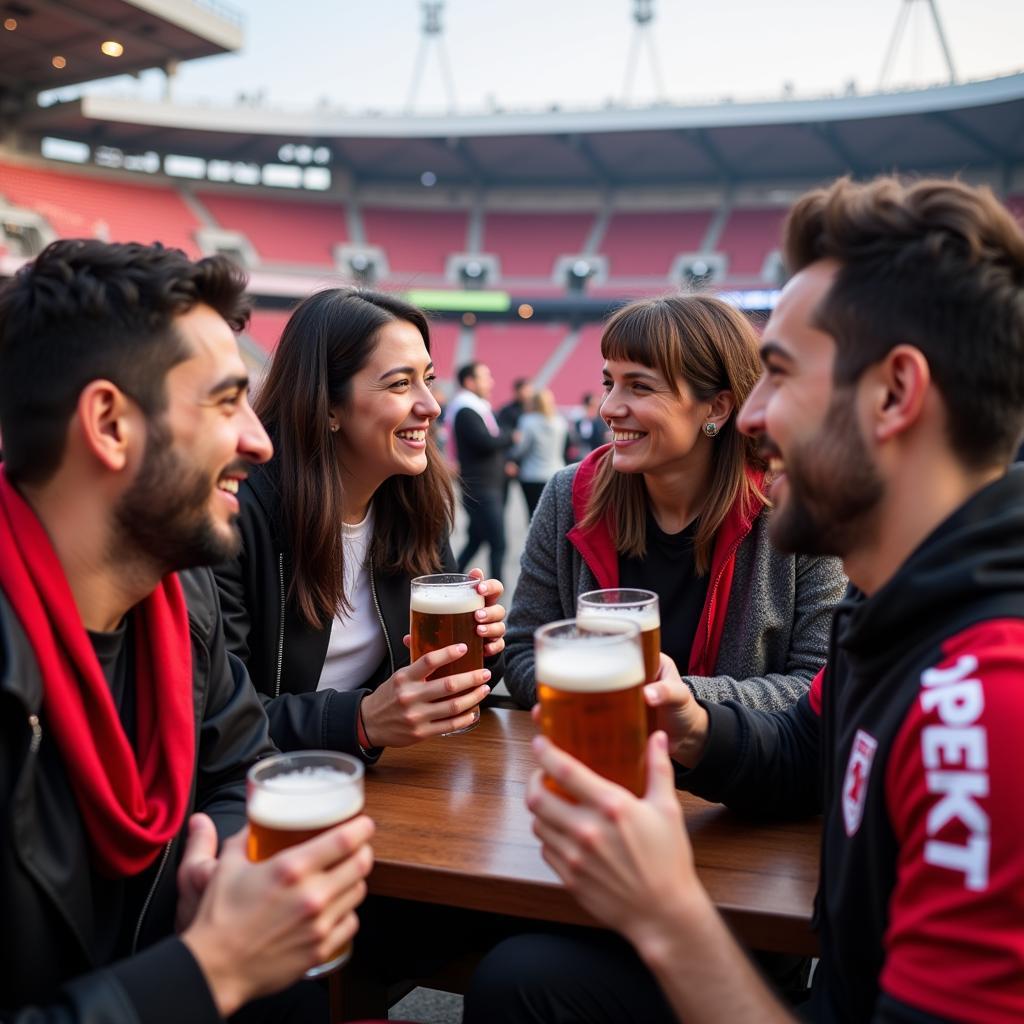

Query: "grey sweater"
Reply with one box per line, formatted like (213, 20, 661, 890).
(505, 462, 847, 710)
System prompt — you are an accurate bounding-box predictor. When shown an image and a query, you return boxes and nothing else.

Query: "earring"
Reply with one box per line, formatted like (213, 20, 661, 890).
(703, 422, 718, 438)
(330, 423, 339, 433)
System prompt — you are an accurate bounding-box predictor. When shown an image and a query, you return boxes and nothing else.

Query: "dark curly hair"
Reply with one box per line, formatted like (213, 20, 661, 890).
(0, 238, 250, 484)
(784, 176, 1024, 468)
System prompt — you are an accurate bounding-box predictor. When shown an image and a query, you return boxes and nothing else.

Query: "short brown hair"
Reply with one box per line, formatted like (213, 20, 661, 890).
(784, 176, 1024, 468)
(581, 294, 766, 574)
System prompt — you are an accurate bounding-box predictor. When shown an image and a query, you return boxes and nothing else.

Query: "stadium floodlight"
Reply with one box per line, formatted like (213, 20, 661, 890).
(421, 171, 438, 187)
(313, 147, 331, 165)
(673, 252, 727, 289)
(567, 259, 595, 293)
(4, 17, 18, 30)
(100, 41, 124, 58)
(460, 259, 487, 289)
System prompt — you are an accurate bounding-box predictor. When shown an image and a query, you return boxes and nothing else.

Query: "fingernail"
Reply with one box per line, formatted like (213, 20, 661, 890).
(482, 669, 491, 681)
(457, 643, 467, 653)
(475, 610, 486, 620)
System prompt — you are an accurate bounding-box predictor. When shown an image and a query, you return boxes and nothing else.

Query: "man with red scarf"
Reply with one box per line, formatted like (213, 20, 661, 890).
(0, 240, 376, 1022)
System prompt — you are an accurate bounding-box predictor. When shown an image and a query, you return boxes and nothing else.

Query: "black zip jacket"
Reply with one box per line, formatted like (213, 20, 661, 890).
(213, 461, 503, 761)
(1, 568, 277, 1024)
(678, 470, 1024, 1023)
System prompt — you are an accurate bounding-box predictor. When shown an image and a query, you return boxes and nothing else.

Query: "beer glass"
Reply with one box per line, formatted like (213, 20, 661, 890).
(534, 617, 646, 797)
(247, 750, 364, 977)
(578, 588, 661, 730)
(410, 573, 486, 735)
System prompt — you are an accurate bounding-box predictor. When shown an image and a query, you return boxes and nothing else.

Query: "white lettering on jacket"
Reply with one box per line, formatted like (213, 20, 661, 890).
(919, 654, 990, 891)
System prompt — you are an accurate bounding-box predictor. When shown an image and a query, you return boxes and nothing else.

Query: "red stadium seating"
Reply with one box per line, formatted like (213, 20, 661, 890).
(0, 160, 201, 255)
(472, 323, 569, 407)
(481, 212, 594, 278)
(198, 191, 348, 265)
(426, 320, 460, 382)
(246, 309, 293, 353)
(601, 210, 712, 277)
(716, 207, 787, 278)
(362, 207, 468, 277)
(545, 324, 604, 407)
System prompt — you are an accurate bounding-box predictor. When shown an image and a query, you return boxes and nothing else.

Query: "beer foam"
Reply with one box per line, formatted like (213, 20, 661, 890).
(249, 767, 363, 830)
(536, 644, 644, 693)
(578, 605, 660, 633)
(411, 586, 485, 615)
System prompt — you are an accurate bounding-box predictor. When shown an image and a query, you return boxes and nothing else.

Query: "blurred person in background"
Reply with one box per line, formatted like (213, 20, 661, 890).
(215, 290, 505, 762)
(498, 376, 535, 508)
(571, 390, 610, 458)
(448, 361, 515, 581)
(508, 387, 569, 516)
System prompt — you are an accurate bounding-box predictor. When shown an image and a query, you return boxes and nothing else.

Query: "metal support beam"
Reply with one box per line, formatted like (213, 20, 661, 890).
(563, 134, 613, 188)
(444, 136, 486, 185)
(928, 111, 1010, 165)
(808, 122, 864, 176)
(681, 129, 734, 184)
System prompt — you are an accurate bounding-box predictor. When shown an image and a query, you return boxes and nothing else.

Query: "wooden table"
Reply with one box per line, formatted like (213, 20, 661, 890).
(364, 706, 820, 957)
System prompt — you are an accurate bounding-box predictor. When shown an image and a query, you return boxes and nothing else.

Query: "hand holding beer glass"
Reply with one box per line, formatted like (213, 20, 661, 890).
(410, 573, 487, 735)
(247, 751, 365, 977)
(578, 588, 661, 730)
(534, 618, 647, 797)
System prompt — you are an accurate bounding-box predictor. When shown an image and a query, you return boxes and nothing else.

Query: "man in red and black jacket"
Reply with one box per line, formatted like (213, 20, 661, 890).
(466, 176, 1024, 1024)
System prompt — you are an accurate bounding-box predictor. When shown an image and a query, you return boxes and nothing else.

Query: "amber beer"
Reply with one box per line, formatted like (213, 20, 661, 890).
(535, 618, 646, 797)
(410, 573, 486, 735)
(577, 589, 661, 684)
(247, 751, 364, 977)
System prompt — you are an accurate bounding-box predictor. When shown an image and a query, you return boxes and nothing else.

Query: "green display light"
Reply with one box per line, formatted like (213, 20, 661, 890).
(404, 289, 511, 313)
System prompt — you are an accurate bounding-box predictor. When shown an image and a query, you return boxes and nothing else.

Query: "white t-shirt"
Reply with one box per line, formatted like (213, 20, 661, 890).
(317, 509, 388, 693)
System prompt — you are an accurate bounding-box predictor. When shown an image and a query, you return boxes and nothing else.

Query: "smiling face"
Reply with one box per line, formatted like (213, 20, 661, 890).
(599, 357, 712, 477)
(737, 261, 884, 557)
(115, 303, 273, 572)
(333, 318, 441, 493)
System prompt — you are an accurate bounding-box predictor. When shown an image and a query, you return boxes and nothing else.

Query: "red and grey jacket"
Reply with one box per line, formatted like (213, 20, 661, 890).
(566, 445, 766, 676)
(503, 446, 845, 710)
(680, 469, 1024, 1023)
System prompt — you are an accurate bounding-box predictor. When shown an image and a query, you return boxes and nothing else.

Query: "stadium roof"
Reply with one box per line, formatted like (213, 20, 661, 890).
(0, 0, 242, 100)
(19, 72, 1024, 189)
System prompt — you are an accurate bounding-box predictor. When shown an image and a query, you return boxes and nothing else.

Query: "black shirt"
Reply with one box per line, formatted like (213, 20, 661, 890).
(88, 615, 144, 962)
(619, 514, 709, 671)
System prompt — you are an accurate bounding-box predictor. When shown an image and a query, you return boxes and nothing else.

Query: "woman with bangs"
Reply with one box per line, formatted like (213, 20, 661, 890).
(215, 288, 505, 762)
(503, 293, 844, 712)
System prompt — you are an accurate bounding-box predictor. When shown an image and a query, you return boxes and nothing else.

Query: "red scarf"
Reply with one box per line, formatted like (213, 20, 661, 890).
(0, 469, 195, 877)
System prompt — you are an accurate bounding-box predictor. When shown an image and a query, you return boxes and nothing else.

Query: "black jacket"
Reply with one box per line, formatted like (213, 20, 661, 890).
(679, 470, 1024, 1023)
(1, 568, 277, 1024)
(213, 462, 503, 760)
(453, 406, 513, 493)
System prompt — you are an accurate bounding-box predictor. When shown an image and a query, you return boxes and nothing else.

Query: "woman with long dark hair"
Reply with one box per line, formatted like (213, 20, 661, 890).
(215, 288, 505, 759)
(503, 293, 844, 711)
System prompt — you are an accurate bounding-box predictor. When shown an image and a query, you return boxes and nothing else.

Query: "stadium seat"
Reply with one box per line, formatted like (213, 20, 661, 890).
(716, 207, 788, 280)
(600, 210, 712, 278)
(481, 211, 594, 279)
(0, 160, 201, 256)
(362, 207, 468, 277)
(198, 191, 348, 265)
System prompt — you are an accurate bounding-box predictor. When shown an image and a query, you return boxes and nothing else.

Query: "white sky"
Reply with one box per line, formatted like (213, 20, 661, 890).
(65, 0, 1024, 113)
